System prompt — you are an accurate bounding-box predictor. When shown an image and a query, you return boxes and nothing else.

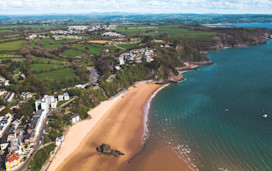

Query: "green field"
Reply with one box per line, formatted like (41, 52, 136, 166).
(0, 40, 26, 51)
(0, 54, 23, 58)
(62, 49, 84, 57)
(34, 38, 65, 49)
(36, 68, 76, 81)
(117, 43, 137, 49)
(158, 26, 216, 39)
(73, 43, 104, 55)
(117, 24, 157, 29)
(33, 57, 64, 64)
(0, 25, 63, 30)
(30, 64, 64, 72)
(115, 28, 158, 36)
(88, 44, 104, 55)
(107, 46, 120, 51)
(0, 30, 12, 33)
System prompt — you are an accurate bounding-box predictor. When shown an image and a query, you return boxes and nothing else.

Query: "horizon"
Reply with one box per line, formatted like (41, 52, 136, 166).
(1, 0, 272, 15)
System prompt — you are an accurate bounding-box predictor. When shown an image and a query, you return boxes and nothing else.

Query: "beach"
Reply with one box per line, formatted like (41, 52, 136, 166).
(49, 81, 191, 171)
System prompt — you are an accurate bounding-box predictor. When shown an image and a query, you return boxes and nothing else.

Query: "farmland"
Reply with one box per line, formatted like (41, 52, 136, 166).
(117, 43, 137, 49)
(33, 57, 64, 64)
(0, 40, 26, 51)
(30, 64, 65, 72)
(36, 68, 76, 81)
(62, 49, 84, 57)
(32, 38, 65, 49)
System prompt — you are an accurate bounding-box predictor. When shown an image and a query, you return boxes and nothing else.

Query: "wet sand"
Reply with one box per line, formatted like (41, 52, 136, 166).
(55, 82, 191, 171)
(128, 142, 192, 171)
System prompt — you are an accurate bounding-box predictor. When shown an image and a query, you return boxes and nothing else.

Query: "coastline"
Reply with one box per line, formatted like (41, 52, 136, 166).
(50, 81, 191, 171)
(48, 90, 124, 171)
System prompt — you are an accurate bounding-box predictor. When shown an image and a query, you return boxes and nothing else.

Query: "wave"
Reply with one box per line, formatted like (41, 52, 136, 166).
(142, 84, 170, 143)
(142, 79, 187, 143)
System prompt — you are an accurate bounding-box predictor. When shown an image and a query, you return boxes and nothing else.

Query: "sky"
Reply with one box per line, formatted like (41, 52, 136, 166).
(1, 0, 272, 15)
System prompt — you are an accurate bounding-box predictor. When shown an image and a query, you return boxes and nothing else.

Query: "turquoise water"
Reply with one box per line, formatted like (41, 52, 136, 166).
(147, 26, 272, 170)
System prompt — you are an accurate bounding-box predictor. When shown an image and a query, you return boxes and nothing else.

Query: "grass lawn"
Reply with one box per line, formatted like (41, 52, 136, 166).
(115, 28, 158, 36)
(0, 40, 26, 51)
(117, 43, 137, 49)
(0, 30, 13, 33)
(36, 68, 76, 81)
(117, 24, 157, 29)
(0, 25, 62, 30)
(74, 43, 104, 55)
(62, 49, 85, 57)
(38, 38, 64, 49)
(158, 26, 216, 40)
(33, 57, 64, 64)
(30, 64, 64, 72)
(107, 46, 120, 51)
(0, 54, 23, 58)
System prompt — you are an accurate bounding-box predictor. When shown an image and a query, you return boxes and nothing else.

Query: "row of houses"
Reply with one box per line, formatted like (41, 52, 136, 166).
(0, 90, 15, 102)
(102, 32, 125, 38)
(0, 76, 10, 87)
(4, 120, 25, 171)
(118, 48, 155, 65)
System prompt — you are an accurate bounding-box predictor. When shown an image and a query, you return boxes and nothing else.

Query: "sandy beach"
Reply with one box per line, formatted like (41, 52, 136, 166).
(48, 90, 123, 171)
(49, 81, 191, 171)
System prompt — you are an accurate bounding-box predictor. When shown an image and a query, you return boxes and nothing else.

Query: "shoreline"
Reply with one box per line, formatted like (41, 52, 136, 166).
(50, 81, 191, 171)
(48, 90, 124, 171)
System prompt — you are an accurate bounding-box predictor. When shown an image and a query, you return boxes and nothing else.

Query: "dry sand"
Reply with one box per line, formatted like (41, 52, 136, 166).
(48, 92, 123, 171)
(50, 82, 191, 171)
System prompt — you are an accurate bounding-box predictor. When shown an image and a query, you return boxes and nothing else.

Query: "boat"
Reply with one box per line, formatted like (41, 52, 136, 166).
(263, 114, 268, 118)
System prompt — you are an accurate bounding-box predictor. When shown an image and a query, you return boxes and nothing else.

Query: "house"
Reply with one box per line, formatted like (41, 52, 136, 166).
(5, 152, 22, 171)
(154, 39, 163, 43)
(6, 92, 14, 102)
(0, 106, 5, 112)
(63, 93, 70, 101)
(0, 113, 12, 138)
(35, 95, 58, 111)
(70, 114, 80, 123)
(160, 44, 164, 47)
(58, 95, 64, 101)
(56, 134, 65, 146)
(165, 44, 170, 48)
(8, 138, 24, 155)
(119, 56, 125, 65)
(146, 56, 154, 62)
(115, 66, 121, 71)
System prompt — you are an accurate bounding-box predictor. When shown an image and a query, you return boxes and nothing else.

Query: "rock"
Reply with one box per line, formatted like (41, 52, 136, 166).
(96, 144, 125, 157)
(176, 45, 184, 51)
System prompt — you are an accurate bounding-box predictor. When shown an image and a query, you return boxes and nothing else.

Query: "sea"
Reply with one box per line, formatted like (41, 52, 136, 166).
(145, 23, 272, 171)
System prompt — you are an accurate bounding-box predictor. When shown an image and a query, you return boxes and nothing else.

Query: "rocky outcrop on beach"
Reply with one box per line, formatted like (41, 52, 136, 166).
(96, 144, 125, 157)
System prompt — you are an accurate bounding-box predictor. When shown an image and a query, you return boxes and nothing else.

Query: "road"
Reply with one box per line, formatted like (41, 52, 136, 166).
(18, 116, 49, 171)
(19, 96, 78, 171)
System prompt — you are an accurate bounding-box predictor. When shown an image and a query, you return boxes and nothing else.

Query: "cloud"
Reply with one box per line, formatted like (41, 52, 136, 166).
(0, 0, 272, 14)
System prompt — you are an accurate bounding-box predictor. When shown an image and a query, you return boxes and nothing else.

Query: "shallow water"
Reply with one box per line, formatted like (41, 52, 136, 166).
(146, 24, 272, 171)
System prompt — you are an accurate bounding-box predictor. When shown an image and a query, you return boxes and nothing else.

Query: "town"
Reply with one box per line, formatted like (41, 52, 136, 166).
(0, 16, 270, 171)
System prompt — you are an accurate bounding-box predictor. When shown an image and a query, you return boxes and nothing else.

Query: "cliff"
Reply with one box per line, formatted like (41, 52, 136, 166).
(208, 27, 270, 52)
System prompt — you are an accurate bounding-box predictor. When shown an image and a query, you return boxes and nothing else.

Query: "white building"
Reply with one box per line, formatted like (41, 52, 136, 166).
(35, 95, 58, 111)
(58, 95, 64, 101)
(119, 56, 125, 65)
(70, 114, 80, 123)
(8, 138, 24, 156)
(63, 93, 70, 101)
(0, 113, 12, 138)
(58, 93, 70, 101)
(56, 134, 65, 146)
(34, 110, 47, 139)
(6, 92, 14, 102)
